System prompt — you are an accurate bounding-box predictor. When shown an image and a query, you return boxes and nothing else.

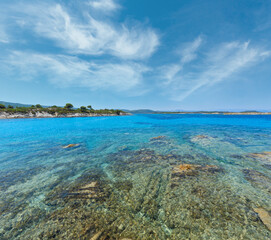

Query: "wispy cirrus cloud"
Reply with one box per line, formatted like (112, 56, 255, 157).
(0, 51, 148, 92)
(9, 2, 159, 60)
(0, 0, 159, 95)
(161, 39, 270, 101)
(161, 36, 202, 84)
(89, 0, 120, 12)
(179, 36, 203, 64)
(2, 0, 269, 105)
(0, 22, 8, 43)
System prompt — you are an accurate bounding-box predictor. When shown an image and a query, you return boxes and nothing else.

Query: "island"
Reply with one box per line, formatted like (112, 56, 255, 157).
(0, 103, 129, 119)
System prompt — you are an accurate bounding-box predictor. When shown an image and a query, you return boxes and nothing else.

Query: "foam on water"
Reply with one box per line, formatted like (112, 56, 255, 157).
(0, 114, 271, 239)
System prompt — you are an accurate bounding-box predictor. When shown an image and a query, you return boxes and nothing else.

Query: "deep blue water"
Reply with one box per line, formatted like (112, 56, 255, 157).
(0, 114, 271, 239)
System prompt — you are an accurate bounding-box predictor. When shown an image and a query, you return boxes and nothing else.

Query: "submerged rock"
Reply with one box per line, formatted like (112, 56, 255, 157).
(230, 154, 245, 160)
(250, 152, 271, 161)
(253, 208, 271, 231)
(81, 181, 98, 188)
(249, 152, 271, 169)
(109, 149, 158, 170)
(263, 164, 271, 170)
(171, 163, 223, 181)
(194, 135, 209, 139)
(150, 136, 166, 141)
(243, 169, 271, 193)
(190, 135, 214, 145)
(90, 230, 103, 240)
(114, 180, 133, 192)
(149, 135, 170, 147)
(62, 144, 80, 149)
(118, 145, 130, 151)
(179, 164, 196, 171)
(67, 181, 109, 201)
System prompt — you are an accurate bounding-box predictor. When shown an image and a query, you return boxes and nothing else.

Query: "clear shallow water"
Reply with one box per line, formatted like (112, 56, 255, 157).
(0, 114, 271, 239)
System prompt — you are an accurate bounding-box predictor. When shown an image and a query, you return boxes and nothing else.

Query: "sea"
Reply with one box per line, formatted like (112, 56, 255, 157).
(0, 114, 271, 239)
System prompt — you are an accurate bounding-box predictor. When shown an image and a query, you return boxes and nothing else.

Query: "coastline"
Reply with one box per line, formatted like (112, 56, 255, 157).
(158, 112, 271, 115)
(1, 111, 270, 119)
(0, 111, 131, 119)
(222, 112, 271, 115)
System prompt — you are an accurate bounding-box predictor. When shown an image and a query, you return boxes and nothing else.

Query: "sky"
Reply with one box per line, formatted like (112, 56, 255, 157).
(0, 0, 271, 111)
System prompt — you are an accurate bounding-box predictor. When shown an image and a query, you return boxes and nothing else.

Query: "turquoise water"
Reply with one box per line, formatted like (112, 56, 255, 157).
(0, 114, 271, 239)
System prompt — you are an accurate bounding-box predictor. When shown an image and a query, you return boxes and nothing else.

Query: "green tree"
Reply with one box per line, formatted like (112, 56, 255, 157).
(7, 105, 14, 109)
(64, 103, 73, 109)
(80, 106, 87, 112)
(0, 104, 6, 109)
(51, 105, 58, 108)
(116, 110, 121, 115)
(31, 105, 35, 108)
(36, 104, 42, 108)
(87, 105, 93, 110)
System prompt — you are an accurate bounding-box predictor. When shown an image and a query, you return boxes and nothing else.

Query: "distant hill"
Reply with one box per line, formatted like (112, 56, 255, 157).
(1, 102, 269, 113)
(0, 101, 32, 108)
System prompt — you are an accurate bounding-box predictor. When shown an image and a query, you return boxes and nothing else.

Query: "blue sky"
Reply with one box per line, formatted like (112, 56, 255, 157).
(1, 0, 271, 110)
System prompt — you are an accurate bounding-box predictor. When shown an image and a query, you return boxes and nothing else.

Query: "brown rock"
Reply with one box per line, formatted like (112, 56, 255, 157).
(90, 231, 103, 240)
(249, 152, 271, 169)
(68, 181, 108, 200)
(179, 164, 197, 171)
(249, 152, 271, 164)
(194, 135, 208, 139)
(172, 163, 222, 179)
(81, 181, 98, 189)
(251, 151, 271, 156)
(63, 143, 79, 149)
(253, 208, 271, 231)
(150, 136, 166, 141)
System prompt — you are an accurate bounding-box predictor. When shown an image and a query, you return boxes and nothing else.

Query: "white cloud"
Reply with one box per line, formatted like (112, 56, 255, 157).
(180, 36, 202, 64)
(160, 64, 182, 85)
(161, 41, 270, 101)
(0, 1, 156, 95)
(14, 3, 159, 60)
(0, 23, 9, 43)
(1, 51, 148, 91)
(89, 0, 119, 12)
(161, 36, 202, 84)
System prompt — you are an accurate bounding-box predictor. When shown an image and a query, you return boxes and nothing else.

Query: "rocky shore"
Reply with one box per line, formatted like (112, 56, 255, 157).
(0, 111, 130, 119)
